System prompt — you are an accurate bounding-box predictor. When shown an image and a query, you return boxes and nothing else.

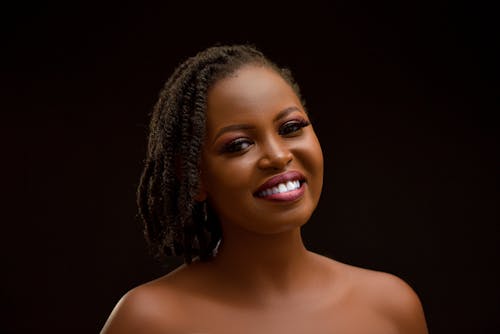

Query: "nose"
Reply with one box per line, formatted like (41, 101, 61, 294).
(257, 137, 293, 170)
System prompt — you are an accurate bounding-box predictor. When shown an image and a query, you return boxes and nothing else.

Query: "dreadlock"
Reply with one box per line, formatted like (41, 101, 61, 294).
(137, 44, 304, 264)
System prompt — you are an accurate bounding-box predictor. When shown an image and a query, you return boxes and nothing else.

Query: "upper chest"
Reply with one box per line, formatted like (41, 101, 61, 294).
(159, 294, 399, 334)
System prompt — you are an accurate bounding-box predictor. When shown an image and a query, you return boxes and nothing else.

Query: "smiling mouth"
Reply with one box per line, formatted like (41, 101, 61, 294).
(253, 171, 306, 201)
(255, 180, 304, 198)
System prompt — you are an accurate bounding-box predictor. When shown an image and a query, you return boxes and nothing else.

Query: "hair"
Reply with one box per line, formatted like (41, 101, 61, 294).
(137, 44, 304, 264)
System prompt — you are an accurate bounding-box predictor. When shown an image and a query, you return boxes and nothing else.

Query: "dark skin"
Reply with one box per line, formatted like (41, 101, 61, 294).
(101, 65, 428, 334)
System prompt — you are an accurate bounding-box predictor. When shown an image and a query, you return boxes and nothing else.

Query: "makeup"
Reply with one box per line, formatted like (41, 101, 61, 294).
(202, 65, 323, 234)
(254, 171, 306, 202)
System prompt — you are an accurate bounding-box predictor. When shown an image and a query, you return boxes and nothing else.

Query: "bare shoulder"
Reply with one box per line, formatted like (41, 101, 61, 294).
(100, 275, 185, 334)
(341, 262, 429, 334)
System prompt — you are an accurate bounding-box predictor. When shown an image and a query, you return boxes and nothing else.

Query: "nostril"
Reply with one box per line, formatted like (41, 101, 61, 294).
(257, 141, 293, 170)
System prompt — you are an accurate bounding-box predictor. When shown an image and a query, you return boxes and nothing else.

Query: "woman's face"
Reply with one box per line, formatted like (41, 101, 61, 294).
(199, 64, 323, 235)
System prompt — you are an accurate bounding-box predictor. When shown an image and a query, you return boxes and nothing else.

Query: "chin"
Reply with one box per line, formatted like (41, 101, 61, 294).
(247, 209, 314, 235)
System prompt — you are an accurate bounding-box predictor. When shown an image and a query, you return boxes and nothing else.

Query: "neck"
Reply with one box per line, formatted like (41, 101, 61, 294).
(211, 224, 313, 296)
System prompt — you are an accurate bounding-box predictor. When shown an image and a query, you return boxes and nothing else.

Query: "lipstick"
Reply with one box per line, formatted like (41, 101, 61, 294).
(254, 171, 306, 201)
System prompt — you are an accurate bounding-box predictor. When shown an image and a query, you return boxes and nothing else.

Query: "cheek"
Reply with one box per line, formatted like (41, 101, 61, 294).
(203, 157, 259, 225)
(313, 138, 324, 178)
(297, 133, 323, 171)
(203, 157, 255, 201)
(294, 134, 324, 191)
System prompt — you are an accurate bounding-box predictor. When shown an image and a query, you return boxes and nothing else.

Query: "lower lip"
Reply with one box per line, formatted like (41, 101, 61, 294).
(255, 183, 306, 202)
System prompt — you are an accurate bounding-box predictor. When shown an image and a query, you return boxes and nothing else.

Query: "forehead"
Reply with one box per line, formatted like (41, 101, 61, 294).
(205, 65, 302, 129)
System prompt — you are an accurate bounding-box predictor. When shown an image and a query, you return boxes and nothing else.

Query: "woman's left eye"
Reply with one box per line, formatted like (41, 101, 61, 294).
(279, 119, 311, 136)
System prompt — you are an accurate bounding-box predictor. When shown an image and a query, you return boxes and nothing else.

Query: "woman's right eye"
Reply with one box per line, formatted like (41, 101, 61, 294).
(222, 138, 253, 153)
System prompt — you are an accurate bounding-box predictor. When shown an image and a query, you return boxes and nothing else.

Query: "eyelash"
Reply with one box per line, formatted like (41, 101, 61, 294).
(279, 119, 310, 136)
(221, 119, 311, 154)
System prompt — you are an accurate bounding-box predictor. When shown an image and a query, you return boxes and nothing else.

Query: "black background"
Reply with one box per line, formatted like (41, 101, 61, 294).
(2, 1, 498, 333)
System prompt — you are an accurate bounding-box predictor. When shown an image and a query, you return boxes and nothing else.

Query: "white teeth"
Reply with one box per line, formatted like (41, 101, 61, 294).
(258, 180, 302, 197)
(286, 181, 295, 191)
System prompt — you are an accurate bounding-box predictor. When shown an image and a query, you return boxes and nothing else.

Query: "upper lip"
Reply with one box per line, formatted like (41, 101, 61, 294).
(254, 171, 306, 195)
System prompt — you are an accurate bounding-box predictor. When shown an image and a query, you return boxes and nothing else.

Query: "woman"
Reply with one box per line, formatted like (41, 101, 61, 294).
(101, 45, 428, 333)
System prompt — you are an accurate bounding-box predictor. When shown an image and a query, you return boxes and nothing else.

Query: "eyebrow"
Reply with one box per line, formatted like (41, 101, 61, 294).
(212, 106, 302, 143)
